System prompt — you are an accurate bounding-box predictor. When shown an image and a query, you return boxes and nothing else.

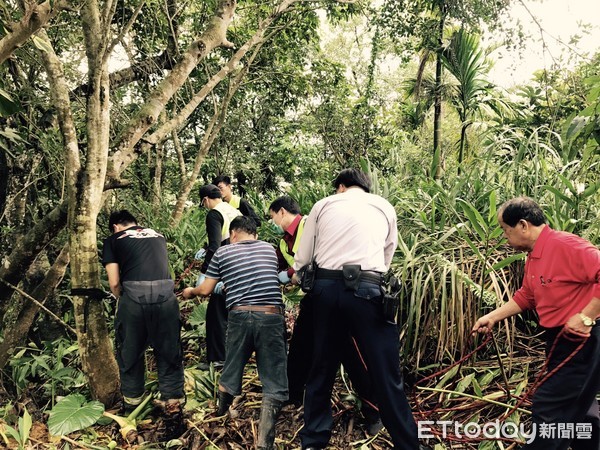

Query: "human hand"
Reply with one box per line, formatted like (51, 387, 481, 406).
(213, 281, 225, 295)
(471, 315, 495, 335)
(291, 273, 300, 286)
(182, 287, 196, 299)
(563, 313, 593, 339)
(196, 273, 206, 287)
(278, 271, 291, 284)
(195, 248, 207, 260)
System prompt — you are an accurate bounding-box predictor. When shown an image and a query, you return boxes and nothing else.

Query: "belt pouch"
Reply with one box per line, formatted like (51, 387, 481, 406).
(300, 260, 317, 293)
(342, 265, 361, 291)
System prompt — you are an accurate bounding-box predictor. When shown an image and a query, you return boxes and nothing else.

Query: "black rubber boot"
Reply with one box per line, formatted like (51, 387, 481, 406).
(217, 390, 234, 416)
(257, 397, 283, 450)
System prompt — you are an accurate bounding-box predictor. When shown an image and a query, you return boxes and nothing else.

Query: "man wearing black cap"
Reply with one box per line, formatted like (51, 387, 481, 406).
(198, 184, 242, 366)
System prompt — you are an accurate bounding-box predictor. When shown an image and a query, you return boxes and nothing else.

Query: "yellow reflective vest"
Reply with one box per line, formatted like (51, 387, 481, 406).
(229, 194, 241, 210)
(213, 201, 242, 241)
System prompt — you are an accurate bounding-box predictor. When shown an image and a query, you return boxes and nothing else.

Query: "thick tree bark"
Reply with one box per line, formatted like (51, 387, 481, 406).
(0, 201, 68, 317)
(63, 0, 120, 406)
(0, 245, 70, 370)
(0, 1, 66, 65)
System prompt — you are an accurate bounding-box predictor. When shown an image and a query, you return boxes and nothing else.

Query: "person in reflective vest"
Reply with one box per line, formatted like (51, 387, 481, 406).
(213, 175, 262, 227)
(198, 184, 242, 367)
(268, 195, 383, 436)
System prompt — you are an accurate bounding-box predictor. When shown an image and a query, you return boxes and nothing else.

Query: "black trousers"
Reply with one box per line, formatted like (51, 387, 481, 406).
(115, 282, 184, 401)
(287, 293, 380, 421)
(524, 324, 600, 450)
(206, 292, 228, 362)
(299, 279, 419, 450)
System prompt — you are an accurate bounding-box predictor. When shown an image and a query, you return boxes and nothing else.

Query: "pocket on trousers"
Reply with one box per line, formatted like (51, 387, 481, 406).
(353, 283, 382, 301)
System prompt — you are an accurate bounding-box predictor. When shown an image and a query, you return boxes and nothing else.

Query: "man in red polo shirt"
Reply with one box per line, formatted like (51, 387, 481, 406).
(472, 196, 600, 450)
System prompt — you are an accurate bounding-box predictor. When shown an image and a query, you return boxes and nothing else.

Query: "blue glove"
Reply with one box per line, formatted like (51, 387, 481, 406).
(195, 248, 207, 260)
(278, 271, 291, 284)
(196, 273, 206, 287)
(213, 281, 225, 295)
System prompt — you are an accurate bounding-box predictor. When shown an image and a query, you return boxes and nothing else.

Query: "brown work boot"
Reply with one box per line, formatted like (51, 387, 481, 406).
(161, 399, 186, 441)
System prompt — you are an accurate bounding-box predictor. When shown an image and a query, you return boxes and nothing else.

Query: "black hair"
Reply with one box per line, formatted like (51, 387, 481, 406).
(212, 175, 232, 186)
(199, 184, 222, 200)
(333, 168, 372, 193)
(108, 210, 137, 233)
(269, 196, 301, 215)
(499, 197, 546, 227)
(230, 215, 257, 235)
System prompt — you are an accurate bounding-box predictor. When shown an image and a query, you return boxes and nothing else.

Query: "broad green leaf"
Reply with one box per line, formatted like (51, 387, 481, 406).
(491, 253, 526, 271)
(582, 181, 600, 198)
(0, 88, 20, 117)
(542, 185, 574, 206)
(48, 394, 104, 436)
(19, 408, 32, 444)
(458, 199, 487, 241)
(435, 364, 459, 390)
(472, 377, 483, 397)
(31, 35, 53, 53)
(557, 173, 576, 196)
(454, 373, 475, 395)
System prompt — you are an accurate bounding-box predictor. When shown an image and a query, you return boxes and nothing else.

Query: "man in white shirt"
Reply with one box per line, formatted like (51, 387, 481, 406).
(293, 168, 418, 450)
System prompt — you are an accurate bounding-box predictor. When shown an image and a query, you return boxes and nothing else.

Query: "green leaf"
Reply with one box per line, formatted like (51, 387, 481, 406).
(487, 190, 497, 223)
(491, 253, 526, 271)
(557, 173, 576, 196)
(48, 394, 104, 436)
(542, 185, 574, 206)
(31, 35, 53, 54)
(0, 88, 20, 117)
(458, 199, 487, 241)
(582, 181, 600, 198)
(18, 408, 32, 445)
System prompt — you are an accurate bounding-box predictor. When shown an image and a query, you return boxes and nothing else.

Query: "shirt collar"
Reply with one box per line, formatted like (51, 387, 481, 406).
(285, 214, 303, 237)
(529, 225, 551, 259)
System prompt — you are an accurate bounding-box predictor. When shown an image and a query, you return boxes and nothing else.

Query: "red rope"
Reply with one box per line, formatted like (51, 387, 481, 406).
(414, 328, 588, 445)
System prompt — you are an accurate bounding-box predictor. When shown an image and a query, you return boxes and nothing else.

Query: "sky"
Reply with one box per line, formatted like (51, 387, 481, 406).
(487, 0, 600, 88)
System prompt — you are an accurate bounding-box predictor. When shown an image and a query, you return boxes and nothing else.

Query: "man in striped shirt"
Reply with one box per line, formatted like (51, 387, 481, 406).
(183, 215, 288, 450)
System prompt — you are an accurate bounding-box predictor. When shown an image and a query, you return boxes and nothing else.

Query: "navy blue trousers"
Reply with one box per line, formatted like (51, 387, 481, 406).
(300, 279, 419, 449)
(524, 325, 600, 450)
(287, 293, 380, 420)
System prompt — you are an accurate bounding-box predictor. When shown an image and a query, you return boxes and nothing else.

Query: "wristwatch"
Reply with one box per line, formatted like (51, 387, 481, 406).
(578, 312, 595, 327)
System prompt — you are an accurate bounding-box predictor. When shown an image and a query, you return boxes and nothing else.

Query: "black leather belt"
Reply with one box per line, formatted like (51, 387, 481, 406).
(230, 304, 283, 315)
(315, 268, 383, 285)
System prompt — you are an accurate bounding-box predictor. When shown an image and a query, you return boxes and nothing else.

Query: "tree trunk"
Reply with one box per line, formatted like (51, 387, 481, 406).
(65, 1, 120, 405)
(0, 201, 68, 317)
(0, 245, 70, 370)
(0, 1, 65, 65)
(169, 43, 260, 225)
(107, 0, 238, 182)
(431, 5, 446, 180)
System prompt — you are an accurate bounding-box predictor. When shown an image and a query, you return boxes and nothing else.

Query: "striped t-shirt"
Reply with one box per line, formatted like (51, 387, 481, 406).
(205, 239, 282, 309)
